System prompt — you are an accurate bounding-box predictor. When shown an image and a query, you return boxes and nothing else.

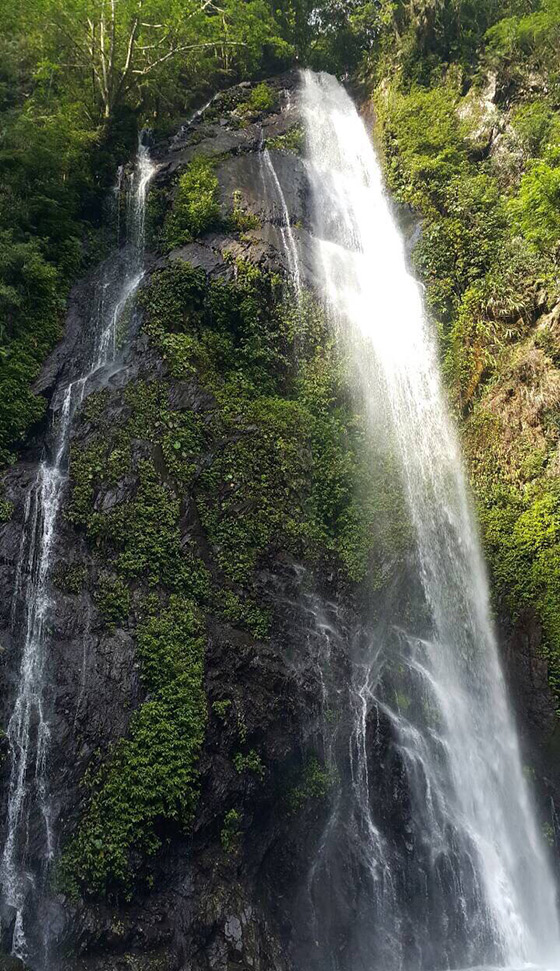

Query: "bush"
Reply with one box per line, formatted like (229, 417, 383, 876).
(240, 82, 277, 116)
(162, 157, 221, 250)
(509, 156, 560, 252)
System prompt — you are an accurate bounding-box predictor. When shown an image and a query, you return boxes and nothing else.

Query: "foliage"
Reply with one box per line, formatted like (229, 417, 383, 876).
(53, 563, 88, 595)
(373, 1, 560, 709)
(212, 699, 232, 720)
(216, 590, 271, 639)
(239, 82, 278, 116)
(63, 244, 407, 898)
(228, 190, 260, 233)
(266, 125, 304, 154)
(509, 155, 560, 253)
(162, 158, 222, 250)
(220, 808, 242, 851)
(59, 595, 207, 898)
(0, 0, 297, 467)
(486, 0, 560, 78)
(0, 494, 13, 523)
(141, 262, 409, 588)
(367, 0, 527, 83)
(286, 756, 331, 814)
(95, 572, 131, 629)
(233, 749, 265, 778)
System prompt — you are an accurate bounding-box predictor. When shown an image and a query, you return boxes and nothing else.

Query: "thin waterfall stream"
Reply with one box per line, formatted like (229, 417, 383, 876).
(1, 138, 155, 967)
(295, 71, 560, 971)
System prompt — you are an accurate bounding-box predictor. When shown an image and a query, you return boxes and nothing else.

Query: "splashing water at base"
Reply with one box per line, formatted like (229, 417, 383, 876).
(300, 70, 560, 971)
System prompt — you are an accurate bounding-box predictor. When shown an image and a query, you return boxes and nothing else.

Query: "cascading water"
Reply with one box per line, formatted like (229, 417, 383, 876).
(296, 70, 560, 971)
(1, 137, 155, 967)
(261, 145, 301, 292)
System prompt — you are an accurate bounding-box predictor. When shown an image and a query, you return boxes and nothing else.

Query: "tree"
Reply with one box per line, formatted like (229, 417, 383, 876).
(42, 0, 251, 120)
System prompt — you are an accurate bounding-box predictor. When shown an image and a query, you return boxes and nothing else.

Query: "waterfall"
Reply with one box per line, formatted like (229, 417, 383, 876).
(261, 146, 301, 292)
(298, 70, 560, 970)
(1, 138, 155, 967)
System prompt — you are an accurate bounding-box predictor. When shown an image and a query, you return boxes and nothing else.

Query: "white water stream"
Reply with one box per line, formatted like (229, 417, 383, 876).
(1, 139, 155, 966)
(261, 145, 302, 292)
(299, 70, 560, 971)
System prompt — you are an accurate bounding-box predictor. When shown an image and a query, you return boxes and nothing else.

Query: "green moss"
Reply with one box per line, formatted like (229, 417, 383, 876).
(95, 572, 131, 629)
(233, 749, 264, 778)
(286, 757, 331, 815)
(53, 563, 88, 595)
(266, 126, 304, 154)
(59, 596, 207, 898)
(239, 83, 278, 117)
(162, 157, 221, 250)
(221, 808, 242, 852)
(0, 494, 13, 523)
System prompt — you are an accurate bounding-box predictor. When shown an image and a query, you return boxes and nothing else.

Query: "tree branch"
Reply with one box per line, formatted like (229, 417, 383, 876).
(131, 40, 246, 75)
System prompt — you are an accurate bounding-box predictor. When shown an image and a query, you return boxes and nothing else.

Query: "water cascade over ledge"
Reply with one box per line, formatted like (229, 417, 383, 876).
(297, 70, 560, 971)
(0, 139, 155, 968)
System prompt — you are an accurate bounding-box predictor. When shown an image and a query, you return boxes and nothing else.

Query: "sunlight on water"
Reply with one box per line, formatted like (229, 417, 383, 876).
(301, 69, 560, 971)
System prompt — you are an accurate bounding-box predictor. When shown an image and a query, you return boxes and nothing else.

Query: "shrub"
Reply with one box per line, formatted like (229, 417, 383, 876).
(221, 809, 242, 851)
(286, 757, 331, 814)
(509, 156, 560, 252)
(240, 83, 277, 116)
(162, 157, 221, 250)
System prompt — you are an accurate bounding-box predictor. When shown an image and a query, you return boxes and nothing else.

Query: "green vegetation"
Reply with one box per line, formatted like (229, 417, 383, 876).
(162, 158, 222, 250)
(60, 254, 409, 899)
(95, 573, 131, 630)
(0, 0, 390, 467)
(286, 757, 331, 814)
(233, 749, 265, 778)
(212, 699, 232, 720)
(266, 126, 305, 154)
(228, 190, 260, 233)
(12, 0, 560, 914)
(53, 564, 88, 595)
(141, 262, 408, 587)
(221, 808, 242, 851)
(0, 495, 13, 523)
(0, 0, 380, 468)
(59, 596, 207, 898)
(370, 0, 560, 708)
(239, 82, 278, 117)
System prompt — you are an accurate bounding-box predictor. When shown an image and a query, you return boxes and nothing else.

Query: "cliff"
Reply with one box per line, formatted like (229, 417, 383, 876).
(1, 57, 559, 971)
(0, 74, 387, 971)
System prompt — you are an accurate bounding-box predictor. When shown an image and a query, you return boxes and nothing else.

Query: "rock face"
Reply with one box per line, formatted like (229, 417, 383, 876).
(0, 71, 559, 971)
(0, 73, 346, 971)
